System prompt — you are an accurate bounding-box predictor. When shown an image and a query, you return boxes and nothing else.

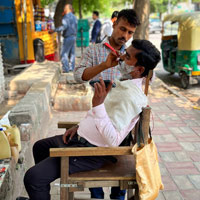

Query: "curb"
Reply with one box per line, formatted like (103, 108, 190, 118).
(155, 76, 189, 102)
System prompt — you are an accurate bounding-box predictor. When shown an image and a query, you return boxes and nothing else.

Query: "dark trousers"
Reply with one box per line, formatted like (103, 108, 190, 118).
(24, 135, 116, 200)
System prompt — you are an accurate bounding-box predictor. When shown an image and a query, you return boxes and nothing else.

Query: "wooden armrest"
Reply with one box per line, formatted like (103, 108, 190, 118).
(58, 121, 79, 129)
(50, 146, 133, 157)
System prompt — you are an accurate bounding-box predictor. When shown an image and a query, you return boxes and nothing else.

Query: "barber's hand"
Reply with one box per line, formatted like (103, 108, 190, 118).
(62, 125, 78, 144)
(92, 78, 113, 107)
(103, 52, 119, 69)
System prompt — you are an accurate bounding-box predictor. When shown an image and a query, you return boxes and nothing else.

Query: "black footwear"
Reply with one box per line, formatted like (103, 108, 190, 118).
(16, 197, 29, 200)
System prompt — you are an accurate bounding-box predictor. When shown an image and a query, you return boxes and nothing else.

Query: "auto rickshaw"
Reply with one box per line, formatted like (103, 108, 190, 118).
(161, 12, 200, 88)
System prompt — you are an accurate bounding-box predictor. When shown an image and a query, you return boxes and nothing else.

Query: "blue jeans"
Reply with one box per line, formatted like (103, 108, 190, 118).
(89, 187, 126, 200)
(60, 36, 76, 72)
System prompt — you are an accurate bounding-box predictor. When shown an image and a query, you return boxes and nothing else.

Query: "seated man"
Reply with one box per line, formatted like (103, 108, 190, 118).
(17, 39, 160, 200)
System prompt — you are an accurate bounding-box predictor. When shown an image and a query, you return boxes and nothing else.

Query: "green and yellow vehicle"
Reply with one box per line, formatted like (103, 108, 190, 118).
(161, 12, 200, 88)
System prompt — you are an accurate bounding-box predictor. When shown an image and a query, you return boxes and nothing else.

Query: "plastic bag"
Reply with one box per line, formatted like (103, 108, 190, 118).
(132, 138, 164, 200)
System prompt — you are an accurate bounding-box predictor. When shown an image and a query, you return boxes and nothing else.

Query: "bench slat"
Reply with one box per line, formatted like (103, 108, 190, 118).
(69, 156, 136, 181)
(58, 122, 79, 129)
(50, 146, 133, 157)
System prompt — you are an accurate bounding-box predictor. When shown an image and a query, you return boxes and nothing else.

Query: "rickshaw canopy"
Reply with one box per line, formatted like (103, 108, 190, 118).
(163, 12, 200, 51)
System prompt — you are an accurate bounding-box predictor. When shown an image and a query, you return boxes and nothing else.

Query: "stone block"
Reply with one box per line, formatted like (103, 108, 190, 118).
(174, 151, 191, 161)
(180, 189, 200, 200)
(159, 152, 177, 162)
(156, 142, 182, 152)
(4, 90, 18, 99)
(188, 175, 200, 189)
(161, 176, 177, 190)
(165, 161, 200, 175)
(163, 191, 184, 200)
(172, 175, 194, 190)
(19, 123, 33, 141)
(53, 83, 92, 112)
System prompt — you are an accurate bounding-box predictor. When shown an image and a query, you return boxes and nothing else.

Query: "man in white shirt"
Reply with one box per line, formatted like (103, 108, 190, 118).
(100, 11, 119, 42)
(21, 39, 160, 200)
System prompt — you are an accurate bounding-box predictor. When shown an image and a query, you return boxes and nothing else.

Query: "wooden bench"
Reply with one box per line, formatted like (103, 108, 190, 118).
(50, 106, 151, 200)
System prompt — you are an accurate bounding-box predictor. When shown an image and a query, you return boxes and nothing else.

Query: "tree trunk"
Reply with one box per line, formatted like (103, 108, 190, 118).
(54, 0, 73, 28)
(133, 0, 150, 40)
(78, 0, 82, 19)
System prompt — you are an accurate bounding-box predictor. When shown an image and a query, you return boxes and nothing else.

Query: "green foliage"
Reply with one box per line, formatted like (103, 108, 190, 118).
(150, 0, 187, 14)
(41, 0, 55, 7)
(72, 0, 126, 18)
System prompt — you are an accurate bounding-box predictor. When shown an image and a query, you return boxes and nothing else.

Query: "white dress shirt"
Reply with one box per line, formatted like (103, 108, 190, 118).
(100, 20, 113, 41)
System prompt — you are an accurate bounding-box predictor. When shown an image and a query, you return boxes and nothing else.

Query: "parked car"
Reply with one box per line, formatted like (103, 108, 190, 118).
(149, 19, 162, 34)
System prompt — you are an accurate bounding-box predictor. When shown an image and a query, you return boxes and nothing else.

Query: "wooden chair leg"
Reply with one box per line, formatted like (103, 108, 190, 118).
(69, 192, 74, 200)
(60, 157, 69, 200)
(134, 185, 139, 200)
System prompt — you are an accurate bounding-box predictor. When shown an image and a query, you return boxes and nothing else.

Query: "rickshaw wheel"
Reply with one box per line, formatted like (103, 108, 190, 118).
(180, 71, 189, 89)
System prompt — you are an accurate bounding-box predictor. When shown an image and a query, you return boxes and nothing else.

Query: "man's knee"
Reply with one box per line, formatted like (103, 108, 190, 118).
(24, 167, 37, 188)
(32, 140, 44, 156)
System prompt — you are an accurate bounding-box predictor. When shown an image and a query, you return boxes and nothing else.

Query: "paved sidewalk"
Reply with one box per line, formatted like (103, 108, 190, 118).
(47, 76, 200, 200)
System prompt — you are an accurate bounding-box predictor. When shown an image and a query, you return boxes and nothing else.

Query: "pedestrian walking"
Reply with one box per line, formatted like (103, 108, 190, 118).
(91, 11, 101, 44)
(49, 4, 77, 73)
(100, 11, 119, 42)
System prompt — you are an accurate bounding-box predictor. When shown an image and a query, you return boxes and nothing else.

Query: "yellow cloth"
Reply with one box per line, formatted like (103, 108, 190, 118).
(0, 125, 21, 162)
(132, 139, 164, 200)
(2, 125, 21, 151)
(104, 79, 147, 131)
(0, 130, 11, 159)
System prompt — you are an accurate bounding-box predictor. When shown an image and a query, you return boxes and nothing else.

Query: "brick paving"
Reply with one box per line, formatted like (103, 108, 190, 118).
(47, 77, 200, 200)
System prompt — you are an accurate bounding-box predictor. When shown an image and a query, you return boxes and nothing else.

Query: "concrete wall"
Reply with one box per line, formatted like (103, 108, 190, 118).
(0, 61, 61, 200)
(0, 43, 5, 103)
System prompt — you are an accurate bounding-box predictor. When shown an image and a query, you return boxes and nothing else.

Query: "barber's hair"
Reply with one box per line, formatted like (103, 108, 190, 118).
(117, 9, 140, 27)
(93, 11, 99, 17)
(111, 11, 119, 19)
(132, 39, 161, 77)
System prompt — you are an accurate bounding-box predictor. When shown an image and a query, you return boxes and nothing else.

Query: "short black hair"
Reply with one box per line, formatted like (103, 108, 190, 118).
(117, 9, 140, 27)
(93, 11, 99, 17)
(132, 39, 161, 77)
(111, 11, 119, 19)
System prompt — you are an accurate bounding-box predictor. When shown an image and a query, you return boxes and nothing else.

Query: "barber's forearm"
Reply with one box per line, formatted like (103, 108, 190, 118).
(82, 62, 107, 81)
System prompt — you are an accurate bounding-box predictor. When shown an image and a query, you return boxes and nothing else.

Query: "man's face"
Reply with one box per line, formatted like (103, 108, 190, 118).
(121, 46, 144, 78)
(123, 46, 140, 66)
(92, 13, 97, 20)
(112, 18, 136, 46)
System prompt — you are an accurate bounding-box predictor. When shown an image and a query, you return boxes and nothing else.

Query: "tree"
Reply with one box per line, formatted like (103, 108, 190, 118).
(54, 0, 72, 28)
(133, 0, 150, 39)
(41, 0, 55, 7)
(150, 0, 187, 16)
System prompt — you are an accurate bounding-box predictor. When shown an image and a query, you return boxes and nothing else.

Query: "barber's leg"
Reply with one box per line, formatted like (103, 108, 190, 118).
(89, 188, 104, 199)
(110, 187, 126, 200)
(33, 135, 64, 164)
